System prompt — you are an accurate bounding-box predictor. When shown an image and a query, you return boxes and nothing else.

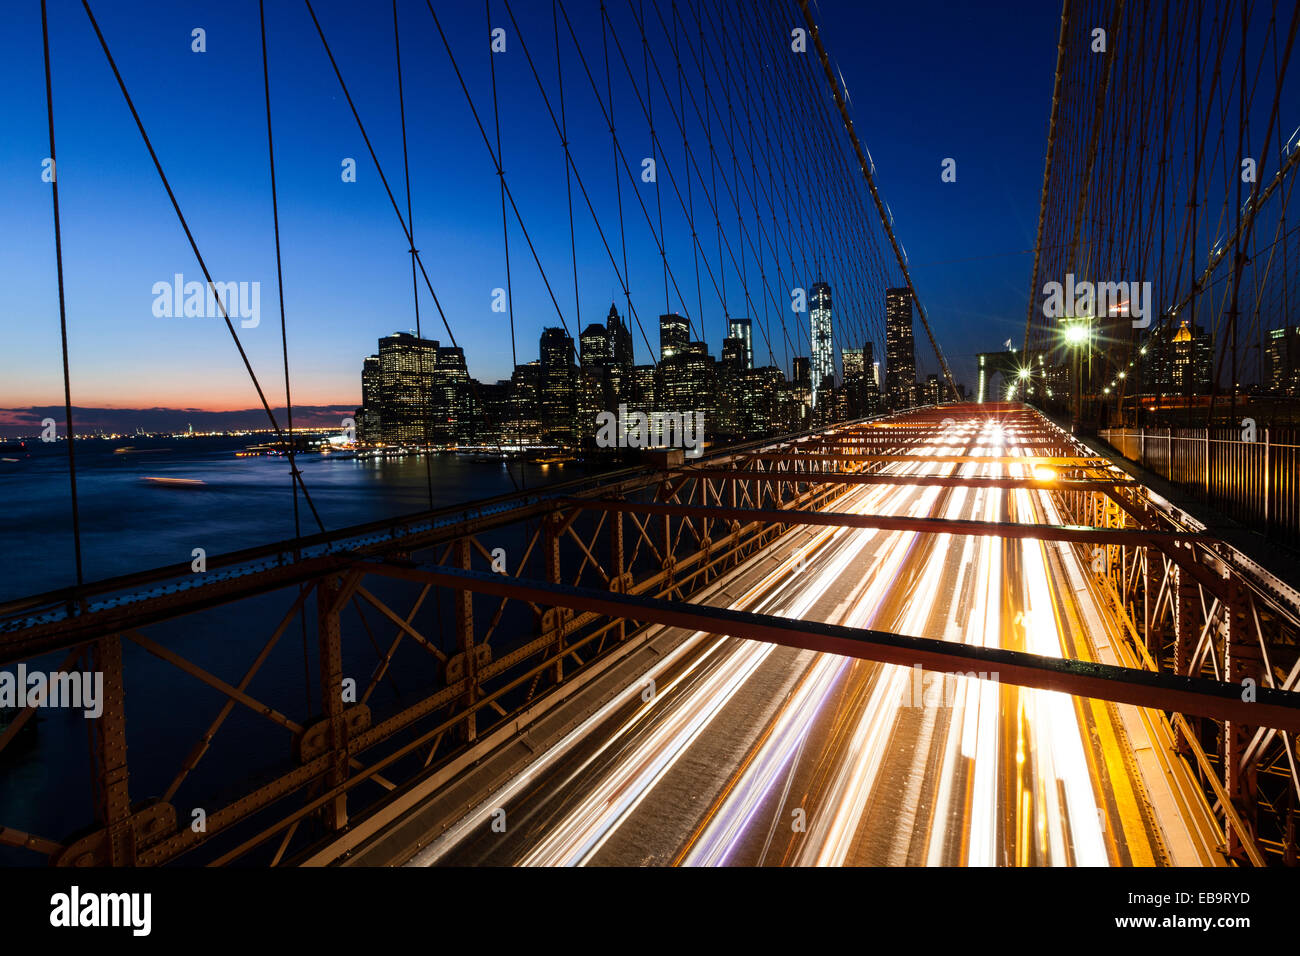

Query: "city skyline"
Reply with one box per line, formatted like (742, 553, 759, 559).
(4, 0, 1299, 890)
(4, 0, 1063, 418)
(352, 287, 938, 450)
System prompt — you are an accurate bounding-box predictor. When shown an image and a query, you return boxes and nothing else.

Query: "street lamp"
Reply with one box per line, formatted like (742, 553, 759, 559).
(1062, 317, 1093, 425)
(1017, 366, 1031, 403)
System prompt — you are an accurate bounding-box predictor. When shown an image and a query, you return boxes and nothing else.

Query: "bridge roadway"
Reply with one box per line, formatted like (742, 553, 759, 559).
(379, 416, 1223, 867)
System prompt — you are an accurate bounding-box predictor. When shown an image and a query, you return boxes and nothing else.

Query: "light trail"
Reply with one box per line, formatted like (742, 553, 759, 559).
(530, 475, 923, 866)
(419, 411, 1179, 868)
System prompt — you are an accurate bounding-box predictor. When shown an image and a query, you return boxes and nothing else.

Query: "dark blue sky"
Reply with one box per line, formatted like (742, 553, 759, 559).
(2, 0, 1060, 422)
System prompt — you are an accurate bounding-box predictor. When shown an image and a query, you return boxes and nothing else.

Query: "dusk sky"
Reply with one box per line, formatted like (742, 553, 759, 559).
(2, 0, 1059, 430)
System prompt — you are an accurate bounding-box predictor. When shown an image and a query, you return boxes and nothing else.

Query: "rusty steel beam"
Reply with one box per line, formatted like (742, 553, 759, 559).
(805, 440, 1058, 445)
(796, 0, 958, 400)
(556, 497, 1205, 548)
(88, 635, 135, 866)
(317, 575, 349, 831)
(0, 553, 358, 667)
(669, 468, 1139, 494)
(375, 562, 1300, 732)
(742, 452, 1112, 466)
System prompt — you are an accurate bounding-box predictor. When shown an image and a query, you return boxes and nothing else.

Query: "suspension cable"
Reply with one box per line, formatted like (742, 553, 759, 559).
(41, 0, 84, 593)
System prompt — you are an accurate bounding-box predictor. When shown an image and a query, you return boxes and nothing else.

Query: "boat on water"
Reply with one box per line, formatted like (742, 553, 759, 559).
(242, 437, 316, 456)
(140, 476, 207, 488)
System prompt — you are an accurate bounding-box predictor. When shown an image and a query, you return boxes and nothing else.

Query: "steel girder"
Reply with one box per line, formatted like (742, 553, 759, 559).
(1, 404, 1297, 867)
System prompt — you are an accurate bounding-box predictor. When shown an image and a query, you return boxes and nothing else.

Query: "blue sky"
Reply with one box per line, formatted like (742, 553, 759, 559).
(1, 0, 1060, 423)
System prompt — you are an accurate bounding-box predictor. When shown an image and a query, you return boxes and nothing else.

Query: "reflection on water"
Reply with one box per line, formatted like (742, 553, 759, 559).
(0, 436, 601, 601)
(0, 437, 609, 862)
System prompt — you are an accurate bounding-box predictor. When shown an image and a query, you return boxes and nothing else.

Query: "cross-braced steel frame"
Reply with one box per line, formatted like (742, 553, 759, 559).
(1, 404, 1297, 866)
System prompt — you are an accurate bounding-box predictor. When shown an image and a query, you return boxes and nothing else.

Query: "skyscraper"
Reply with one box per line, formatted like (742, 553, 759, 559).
(373, 331, 439, 444)
(579, 323, 611, 441)
(508, 361, 542, 445)
(885, 288, 916, 409)
(358, 355, 382, 441)
(359, 332, 475, 445)
(925, 373, 941, 406)
(728, 317, 753, 370)
(604, 303, 633, 407)
(1145, 320, 1212, 394)
(841, 346, 864, 381)
(721, 337, 746, 372)
(659, 313, 690, 360)
(361, 355, 381, 409)
(840, 346, 867, 419)
(436, 345, 471, 442)
(579, 323, 609, 367)
(793, 356, 810, 387)
(1266, 326, 1300, 393)
(658, 340, 710, 414)
(607, 303, 634, 370)
(538, 327, 577, 445)
(809, 282, 834, 407)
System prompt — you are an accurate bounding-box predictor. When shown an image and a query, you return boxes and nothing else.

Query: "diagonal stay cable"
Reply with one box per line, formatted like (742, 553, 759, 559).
(82, 0, 325, 533)
(422, 0, 598, 376)
(485, 0, 519, 375)
(392, 0, 436, 509)
(303, 0, 519, 486)
(502, 0, 660, 366)
(259, 0, 306, 548)
(41, 0, 84, 593)
(259, 0, 315, 710)
(606, 0, 790, 362)
(795, 0, 958, 401)
(303, 0, 460, 350)
(558, 0, 746, 353)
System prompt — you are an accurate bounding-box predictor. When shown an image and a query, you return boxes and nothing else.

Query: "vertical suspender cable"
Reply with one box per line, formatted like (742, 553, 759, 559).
(601, 3, 635, 353)
(796, 0, 959, 401)
(485, 0, 526, 487)
(393, 0, 436, 508)
(259, 0, 304, 548)
(641, 0, 670, 317)
(259, 0, 313, 712)
(486, 0, 519, 374)
(40, 0, 84, 594)
(83, 0, 325, 532)
(554, 0, 582, 343)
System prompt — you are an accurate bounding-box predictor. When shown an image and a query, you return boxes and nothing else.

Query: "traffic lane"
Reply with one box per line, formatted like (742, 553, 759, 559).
(433, 478, 926, 865)
(672, 443, 975, 865)
(524, 462, 948, 866)
(538, 480, 935, 866)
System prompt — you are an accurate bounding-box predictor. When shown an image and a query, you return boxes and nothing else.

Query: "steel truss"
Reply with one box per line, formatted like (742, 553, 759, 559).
(1, 404, 1297, 866)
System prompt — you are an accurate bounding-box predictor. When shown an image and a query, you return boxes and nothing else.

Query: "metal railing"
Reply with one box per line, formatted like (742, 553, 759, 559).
(1100, 426, 1300, 550)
